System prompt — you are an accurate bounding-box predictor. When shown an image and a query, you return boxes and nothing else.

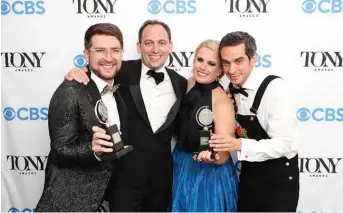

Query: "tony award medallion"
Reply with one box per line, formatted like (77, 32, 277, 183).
(95, 85, 133, 160)
(196, 106, 214, 152)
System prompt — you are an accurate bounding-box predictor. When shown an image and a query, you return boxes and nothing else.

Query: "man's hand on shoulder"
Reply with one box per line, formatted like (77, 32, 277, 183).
(65, 67, 89, 85)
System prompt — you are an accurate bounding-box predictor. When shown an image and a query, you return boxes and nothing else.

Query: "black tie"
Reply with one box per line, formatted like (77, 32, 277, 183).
(146, 70, 164, 85)
(229, 84, 248, 97)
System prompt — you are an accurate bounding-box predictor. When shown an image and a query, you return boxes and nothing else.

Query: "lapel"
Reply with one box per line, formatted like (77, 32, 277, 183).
(84, 77, 104, 129)
(86, 81, 101, 109)
(128, 60, 152, 130)
(85, 68, 102, 108)
(155, 68, 183, 134)
(113, 89, 127, 133)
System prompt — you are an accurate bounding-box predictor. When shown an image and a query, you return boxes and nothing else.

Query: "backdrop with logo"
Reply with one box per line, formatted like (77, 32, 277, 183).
(2, 0, 343, 212)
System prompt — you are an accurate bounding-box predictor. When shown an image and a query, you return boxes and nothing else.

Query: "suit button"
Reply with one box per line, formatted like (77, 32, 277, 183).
(289, 176, 293, 180)
(285, 162, 290, 166)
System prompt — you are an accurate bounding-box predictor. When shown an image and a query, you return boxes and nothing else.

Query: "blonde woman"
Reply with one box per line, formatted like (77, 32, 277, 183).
(170, 40, 238, 212)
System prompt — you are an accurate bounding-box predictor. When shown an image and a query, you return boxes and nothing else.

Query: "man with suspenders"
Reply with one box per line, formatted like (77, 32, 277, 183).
(209, 31, 299, 212)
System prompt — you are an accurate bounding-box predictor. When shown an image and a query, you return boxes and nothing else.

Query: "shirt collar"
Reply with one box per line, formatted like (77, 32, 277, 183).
(141, 63, 166, 79)
(90, 70, 114, 93)
(241, 70, 266, 91)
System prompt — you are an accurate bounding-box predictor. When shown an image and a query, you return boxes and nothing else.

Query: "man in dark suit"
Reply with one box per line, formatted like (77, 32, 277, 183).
(35, 23, 126, 212)
(67, 20, 187, 211)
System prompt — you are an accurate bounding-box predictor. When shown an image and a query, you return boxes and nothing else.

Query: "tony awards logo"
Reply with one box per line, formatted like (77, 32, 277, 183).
(196, 106, 213, 152)
(95, 85, 133, 160)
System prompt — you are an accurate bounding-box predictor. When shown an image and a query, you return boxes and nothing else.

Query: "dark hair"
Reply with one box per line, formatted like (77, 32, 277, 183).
(219, 31, 257, 60)
(84, 23, 123, 50)
(138, 20, 172, 43)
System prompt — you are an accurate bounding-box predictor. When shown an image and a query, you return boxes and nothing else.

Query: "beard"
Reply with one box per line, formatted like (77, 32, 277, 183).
(89, 58, 121, 80)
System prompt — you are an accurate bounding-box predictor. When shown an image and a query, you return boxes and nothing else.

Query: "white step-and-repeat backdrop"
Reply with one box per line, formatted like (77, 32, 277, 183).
(2, 0, 343, 212)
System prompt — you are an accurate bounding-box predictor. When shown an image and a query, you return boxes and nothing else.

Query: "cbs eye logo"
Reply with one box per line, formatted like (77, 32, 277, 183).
(73, 54, 87, 68)
(148, 0, 162, 14)
(297, 107, 311, 122)
(302, 0, 316, 13)
(1, 1, 11, 15)
(3, 107, 16, 121)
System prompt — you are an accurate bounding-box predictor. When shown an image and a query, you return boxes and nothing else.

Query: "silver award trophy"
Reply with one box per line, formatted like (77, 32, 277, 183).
(196, 106, 214, 152)
(95, 85, 133, 160)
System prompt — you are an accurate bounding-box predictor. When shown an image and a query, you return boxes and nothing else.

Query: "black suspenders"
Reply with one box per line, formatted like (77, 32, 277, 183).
(250, 75, 280, 114)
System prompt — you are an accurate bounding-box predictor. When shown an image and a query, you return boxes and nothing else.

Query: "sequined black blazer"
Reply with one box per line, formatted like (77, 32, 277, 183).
(35, 77, 126, 212)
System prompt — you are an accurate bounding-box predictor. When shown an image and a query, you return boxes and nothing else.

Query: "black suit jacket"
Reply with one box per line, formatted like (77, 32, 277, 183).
(112, 59, 187, 187)
(36, 76, 127, 212)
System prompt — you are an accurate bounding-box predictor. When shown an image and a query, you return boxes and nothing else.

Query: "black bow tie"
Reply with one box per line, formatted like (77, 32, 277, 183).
(229, 85, 249, 97)
(146, 70, 164, 85)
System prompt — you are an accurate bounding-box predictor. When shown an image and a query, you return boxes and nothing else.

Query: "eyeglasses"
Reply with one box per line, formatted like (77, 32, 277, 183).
(88, 48, 122, 58)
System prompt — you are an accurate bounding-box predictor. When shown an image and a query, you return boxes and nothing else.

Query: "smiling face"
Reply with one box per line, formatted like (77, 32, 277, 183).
(136, 24, 173, 70)
(193, 45, 222, 84)
(220, 43, 256, 87)
(84, 34, 122, 82)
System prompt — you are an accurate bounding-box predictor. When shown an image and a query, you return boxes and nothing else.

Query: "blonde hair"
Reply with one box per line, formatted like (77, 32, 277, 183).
(194, 39, 223, 77)
(195, 39, 220, 56)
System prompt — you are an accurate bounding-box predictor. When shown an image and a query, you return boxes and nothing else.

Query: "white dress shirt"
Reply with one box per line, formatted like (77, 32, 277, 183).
(140, 64, 176, 133)
(91, 71, 120, 131)
(91, 71, 120, 162)
(234, 71, 298, 162)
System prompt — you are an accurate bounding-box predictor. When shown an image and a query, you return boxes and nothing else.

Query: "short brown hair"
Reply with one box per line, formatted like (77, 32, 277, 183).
(138, 20, 171, 43)
(84, 23, 124, 50)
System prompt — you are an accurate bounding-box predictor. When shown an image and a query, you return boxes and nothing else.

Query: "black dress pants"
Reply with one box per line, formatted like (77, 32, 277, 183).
(238, 155, 299, 212)
(107, 180, 171, 212)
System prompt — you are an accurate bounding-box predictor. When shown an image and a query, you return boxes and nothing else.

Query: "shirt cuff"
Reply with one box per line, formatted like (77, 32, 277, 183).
(237, 138, 255, 161)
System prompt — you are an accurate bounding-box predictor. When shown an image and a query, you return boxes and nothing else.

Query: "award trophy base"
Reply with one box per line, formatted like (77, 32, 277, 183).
(199, 129, 211, 152)
(199, 130, 216, 160)
(101, 145, 134, 161)
(100, 124, 134, 161)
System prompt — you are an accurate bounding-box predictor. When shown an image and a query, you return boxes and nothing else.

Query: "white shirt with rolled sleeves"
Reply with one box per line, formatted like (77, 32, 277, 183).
(233, 71, 299, 162)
